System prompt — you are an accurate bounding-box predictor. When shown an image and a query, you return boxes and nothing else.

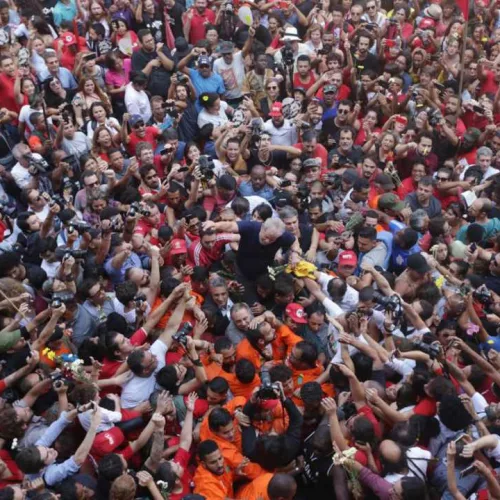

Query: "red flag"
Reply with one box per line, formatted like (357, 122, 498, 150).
(456, 0, 469, 20)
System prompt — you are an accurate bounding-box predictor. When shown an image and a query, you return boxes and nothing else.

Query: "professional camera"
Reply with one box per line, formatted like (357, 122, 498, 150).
(172, 322, 193, 348)
(372, 291, 403, 319)
(199, 155, 215, 181)
(257, 368, 280, 400)
(224, 0, 233, 12)
(50, 194, 66, 209)
(176, 71, 187, 83)
(54, 247, 88, 260)
(473, 285, 493, 306)
(134, 293, 147, 307)
(162, 99, 178, 119)
(51, 290, 75, 308)
(323, 172, 342, 189)
(281, 41, 294, 66)
(24, 154, 49, 174)
(62, 154, 79, 172)
(67, 220, 92, 235)
(317, 43, 333, 55)
(428, 109, 443, 127)
(128, 202, 152, 218)
(412, 340, 441, 359)
(296, 184, 309, 203)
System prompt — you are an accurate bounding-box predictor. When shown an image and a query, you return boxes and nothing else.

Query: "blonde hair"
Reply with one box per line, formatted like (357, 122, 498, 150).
(110, 474, 137, 500)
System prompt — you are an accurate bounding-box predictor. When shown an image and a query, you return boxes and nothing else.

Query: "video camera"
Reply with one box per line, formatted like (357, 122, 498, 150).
(281, 41, 294, 66)
(24, 154, 49, 175)
(67, 220, 92, 235)
(372, 291, 403, 320)
(162, 99, 178, 119)
(172, 322, 193, 348)
(199, 155, 215, 181)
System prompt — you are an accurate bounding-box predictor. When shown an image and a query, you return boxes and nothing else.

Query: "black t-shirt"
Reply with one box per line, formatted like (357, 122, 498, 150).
(247, 149, 288, 172)
(236, 220, 295, 279)
(138, 11, 166, 43)
(165, 3, 184, 39)
(39, 0, 58, 29)
(299, 223, 313, 253)
(131, 47, 174, 98)
(353, 52, 380, 74)
(177, 101, 200, 143)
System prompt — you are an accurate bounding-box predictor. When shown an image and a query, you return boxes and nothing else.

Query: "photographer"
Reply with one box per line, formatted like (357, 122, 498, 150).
(167, 72, 199, 143)
(242, 380, 303, 471)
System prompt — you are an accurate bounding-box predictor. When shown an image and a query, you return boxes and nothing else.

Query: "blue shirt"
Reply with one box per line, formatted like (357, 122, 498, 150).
(188, 68, 226, 112)
(53, 0, 77, 26)
(238, 181, 275, 201)
(104, 251, 142, 284)
(38, 67, 77, 90)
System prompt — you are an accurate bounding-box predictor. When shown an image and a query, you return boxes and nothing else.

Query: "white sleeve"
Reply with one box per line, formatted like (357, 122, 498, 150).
(385, 358, 415, 379)
(317, 271, 333, 293)
(322, 296, 343, 317)
(471, 391, 488, 418)
(151, 339, 168, 372)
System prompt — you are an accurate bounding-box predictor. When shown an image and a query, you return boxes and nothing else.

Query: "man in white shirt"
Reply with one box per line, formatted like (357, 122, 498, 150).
(120, 285, 187, 409)
(11, 143, 38, 189)
(213, 41, 246, 103)
(262, 102, 298, 146)
(125, 72, 152, 123)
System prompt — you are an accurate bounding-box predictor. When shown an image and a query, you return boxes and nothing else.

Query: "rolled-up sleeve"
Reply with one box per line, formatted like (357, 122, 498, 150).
(44, 456, 80, 486)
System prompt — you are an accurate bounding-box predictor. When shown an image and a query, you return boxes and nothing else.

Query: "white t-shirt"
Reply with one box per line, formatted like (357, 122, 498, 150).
(317, 272, 359, 313)
(406, 446, 432, 480)
(262, 119, 298, 147)
(11, 162, 35, 189)
(86, 118, 120, 141)
(213, 51, 245, 100)
(124, 83, 152, 123)
(197, 100, 230, 129)
(120, 339, 168, 409)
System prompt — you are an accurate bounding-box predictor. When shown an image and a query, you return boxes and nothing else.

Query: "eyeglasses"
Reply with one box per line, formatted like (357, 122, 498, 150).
(267, 86, 278, 89)
(436, 176, 449, 181)
(338, 109, 349, 114)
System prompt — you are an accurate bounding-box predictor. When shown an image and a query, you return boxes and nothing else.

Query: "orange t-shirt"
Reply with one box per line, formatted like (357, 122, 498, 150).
(193, 465, 234, 500)
(151, 292, 203, 329)
(290, 363, 335, 406)
(236, 325, 302, 370)
(236, 472, 273, 500)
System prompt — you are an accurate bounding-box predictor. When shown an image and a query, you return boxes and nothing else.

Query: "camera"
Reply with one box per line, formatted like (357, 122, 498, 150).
(54, 247, 88, 260)
(62, 154, 78, 172)
(318, 43, 333, 55)
(162, 99, 178, 119)
(324, 172, 342, 189)
(281, 41, 294, 66)
(176, 71, 187, 83)
(49, 194, 66, 209)
(67, 220, 92, 235)
(199, 155, 215, 181)
(128, 202, 151, 218)
(412, 340, 441, 359)
(372, 292, 402, 317)
(224, 0, 233, 12)
(50, 372, 66, 384)
(296, 184, 309, 201)
(257, 368, 280, 400)
(473, 285, 493, 306)
(250, 118, 263, 138)
(428, 109, 442, 127)
(134, 293, 147, 307)
(51, 290, 75, 308)
(24, 154, 48, 174)
(172, 322, 193, 348)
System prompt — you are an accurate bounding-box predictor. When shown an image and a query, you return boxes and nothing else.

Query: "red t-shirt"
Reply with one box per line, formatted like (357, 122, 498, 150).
(0, 73, 20, 115)
(187, 233, 234, 267)
(0, 450, 23, 488)
(188, 8, 216, 44)
(134, 213, 166, 246)
(127, 126, 160, 156)
(479, 70, 500, 97)
(414, 396, 437, 417)
(169, 448, 192, 500)
(293, 71, 317, 91)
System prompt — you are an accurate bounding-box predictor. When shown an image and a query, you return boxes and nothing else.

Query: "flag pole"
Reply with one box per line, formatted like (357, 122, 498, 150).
(456, 2, 469, 118)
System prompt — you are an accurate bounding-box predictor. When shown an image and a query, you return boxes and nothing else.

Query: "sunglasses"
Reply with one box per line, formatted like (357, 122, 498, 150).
(436, 176, 449, 181)
(267, 86, 278, 89)
(133, 122, 145, 129)
(338, 109, 349, 114)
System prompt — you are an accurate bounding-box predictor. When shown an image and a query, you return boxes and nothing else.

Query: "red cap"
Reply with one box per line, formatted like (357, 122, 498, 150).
(90, 426, 125, 459)
(285, 303, 307, 324)
(259, 399, 279, 410)
(170, 238, 187, 255)
(269, 102, 283, 117)
(418, 18, 436, 29)
(395, 115, 408, 125)
(338, 250, 358, 267)
(61, 33, 77, 46)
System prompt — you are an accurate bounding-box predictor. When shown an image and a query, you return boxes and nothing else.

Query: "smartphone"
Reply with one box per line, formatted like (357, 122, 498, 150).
(84, 53, 97, 61)
(470, 243, 477, 252)
(472, 105, 484, 114)
(280, 179, 292, 187)
(366, 23, 378, 30)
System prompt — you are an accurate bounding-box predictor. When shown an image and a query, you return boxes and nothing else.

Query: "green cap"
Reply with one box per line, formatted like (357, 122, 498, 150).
(0, 329, 21, 353)
(378, 193, 405, 212)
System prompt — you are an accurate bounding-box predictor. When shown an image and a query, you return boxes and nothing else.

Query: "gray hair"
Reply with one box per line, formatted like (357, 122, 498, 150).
(477, 146, 493, 159)
(262, 217, 286, 235)
(209, 275, 227, 289)
(409, 209, 428, 232)
(230, 302, 251, 318)
(278, 206, 298, 221)
(13, 143, 30, 161)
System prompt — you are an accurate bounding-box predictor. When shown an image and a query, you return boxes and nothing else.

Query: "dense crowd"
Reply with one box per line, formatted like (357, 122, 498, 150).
(0, 0, 500, 498)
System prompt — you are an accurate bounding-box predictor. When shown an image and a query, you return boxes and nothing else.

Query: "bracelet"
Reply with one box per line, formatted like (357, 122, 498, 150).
(192, 358, 202, 367)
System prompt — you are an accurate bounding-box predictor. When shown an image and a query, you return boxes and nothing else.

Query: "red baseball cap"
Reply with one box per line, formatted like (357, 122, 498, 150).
(338, 250, 358, 267)
(269, 102, 283, 117)
(170, 238, 187, 255)
(285, 303, 307, 324)
(61, 33, 77, 46)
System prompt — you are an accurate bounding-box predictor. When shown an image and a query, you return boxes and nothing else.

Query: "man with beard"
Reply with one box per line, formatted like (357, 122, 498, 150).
(183, 0, 216, 45)
(328, 126, 363, 168)
(131, 29, 175, 98)
(138, 165, 169, 203)
(263, 102, 298, 146)
(405, 176, 442, 218)
(242, 52, 275, 110)
(352, 30, 379, 73)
